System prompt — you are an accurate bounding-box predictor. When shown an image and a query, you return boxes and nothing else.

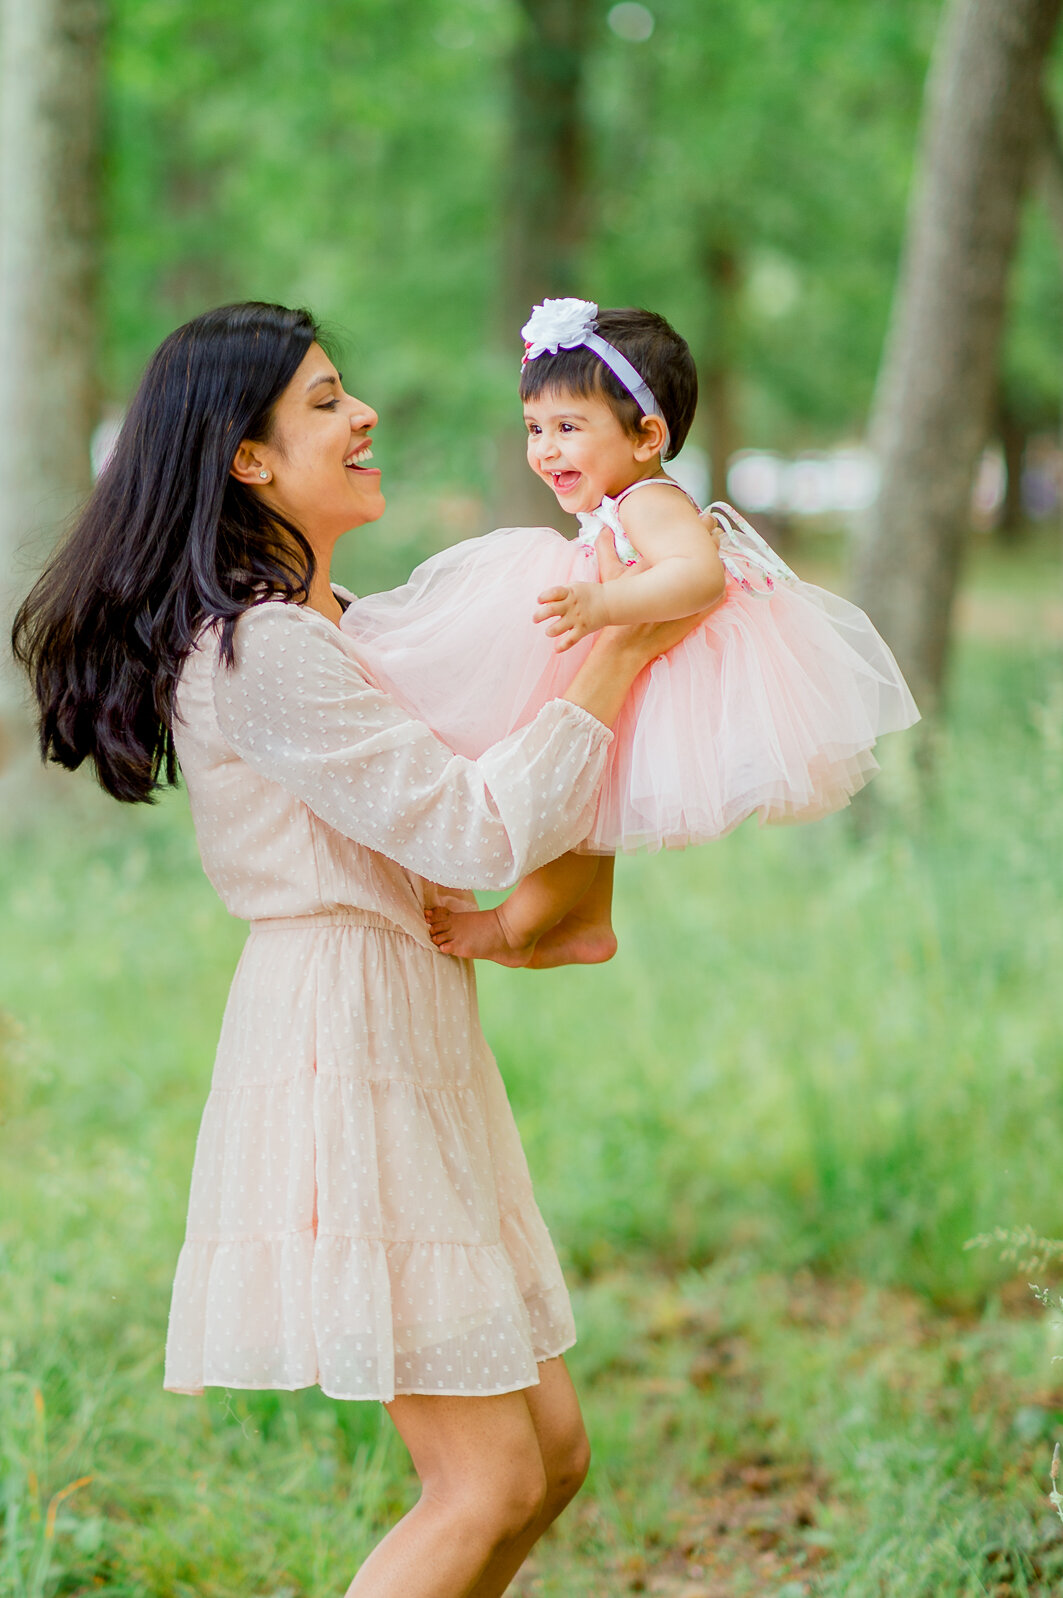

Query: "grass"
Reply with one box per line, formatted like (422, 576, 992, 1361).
(3, 537, 1063, 1594)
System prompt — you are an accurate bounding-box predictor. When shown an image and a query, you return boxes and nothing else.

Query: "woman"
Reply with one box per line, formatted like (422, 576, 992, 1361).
(12, 301, 702, 1597)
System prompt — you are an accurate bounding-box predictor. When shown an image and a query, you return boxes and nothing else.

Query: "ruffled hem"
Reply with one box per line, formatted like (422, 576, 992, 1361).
(164, 1223, 576, 1402)
(164, 1342, 577, 1402)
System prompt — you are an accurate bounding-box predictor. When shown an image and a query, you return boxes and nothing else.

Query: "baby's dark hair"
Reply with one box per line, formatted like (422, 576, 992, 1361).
(519, 306, 698, 461)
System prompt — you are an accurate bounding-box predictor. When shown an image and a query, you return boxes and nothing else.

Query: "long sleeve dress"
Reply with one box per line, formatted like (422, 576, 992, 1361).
(162, 597, 612, 1403)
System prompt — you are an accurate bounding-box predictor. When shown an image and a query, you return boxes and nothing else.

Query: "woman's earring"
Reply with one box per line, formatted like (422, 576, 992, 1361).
(259, 470, 269, 480)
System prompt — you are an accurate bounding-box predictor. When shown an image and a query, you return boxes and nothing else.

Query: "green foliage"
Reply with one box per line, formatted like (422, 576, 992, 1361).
(105, 0, 517, 488)
(589, 0, 940, 436)
(100, 0, 1063, 511)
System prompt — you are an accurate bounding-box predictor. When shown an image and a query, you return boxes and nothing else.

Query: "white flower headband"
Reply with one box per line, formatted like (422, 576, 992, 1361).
(520, 297, 671, 458)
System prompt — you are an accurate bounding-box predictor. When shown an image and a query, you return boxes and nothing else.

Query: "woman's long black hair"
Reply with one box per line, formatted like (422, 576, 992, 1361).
(12, 301, 322, 804)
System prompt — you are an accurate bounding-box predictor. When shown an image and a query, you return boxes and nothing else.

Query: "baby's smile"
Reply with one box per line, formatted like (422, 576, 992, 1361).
(549, 470, 582, 497)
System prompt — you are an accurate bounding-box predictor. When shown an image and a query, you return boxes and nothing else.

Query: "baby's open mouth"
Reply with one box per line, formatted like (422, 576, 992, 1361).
(550, 471, 581, 495)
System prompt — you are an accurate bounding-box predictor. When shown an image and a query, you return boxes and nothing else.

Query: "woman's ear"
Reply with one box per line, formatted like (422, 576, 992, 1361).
(634, 414, 668, 460)
(230, 441, 272, 486)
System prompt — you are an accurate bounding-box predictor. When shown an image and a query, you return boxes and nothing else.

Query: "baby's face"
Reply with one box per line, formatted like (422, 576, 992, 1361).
(523, 386, 656, 514)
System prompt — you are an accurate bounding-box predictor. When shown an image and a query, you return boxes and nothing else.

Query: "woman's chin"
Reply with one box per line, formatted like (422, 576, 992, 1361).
(340, 489, 386, 531)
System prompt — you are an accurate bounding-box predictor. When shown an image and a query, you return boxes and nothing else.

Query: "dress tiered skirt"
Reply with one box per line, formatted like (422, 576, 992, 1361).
(163, 910, 575, 1401)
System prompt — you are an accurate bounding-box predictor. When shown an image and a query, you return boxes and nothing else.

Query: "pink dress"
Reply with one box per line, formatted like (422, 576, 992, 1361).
(163, 596, 612, 1401)
(343, 494, 920, 853)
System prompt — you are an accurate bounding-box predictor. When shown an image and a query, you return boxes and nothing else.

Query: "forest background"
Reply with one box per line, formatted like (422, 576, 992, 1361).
(5, 1, 1063, 1595)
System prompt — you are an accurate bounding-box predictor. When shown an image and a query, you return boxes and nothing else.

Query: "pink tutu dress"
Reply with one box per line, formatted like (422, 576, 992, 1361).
(342, 488, 919, 853)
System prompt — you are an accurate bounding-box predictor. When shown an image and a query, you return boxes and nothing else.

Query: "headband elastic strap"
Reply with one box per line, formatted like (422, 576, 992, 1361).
(582, 332, 671, 457)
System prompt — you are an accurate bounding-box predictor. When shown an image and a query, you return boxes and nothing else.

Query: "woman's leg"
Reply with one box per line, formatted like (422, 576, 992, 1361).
(344, 1388, 547, 1597)
(425, 853, 614, 968)
(344, 1357, 590, 1598)
(466, 1355, 591, 1598)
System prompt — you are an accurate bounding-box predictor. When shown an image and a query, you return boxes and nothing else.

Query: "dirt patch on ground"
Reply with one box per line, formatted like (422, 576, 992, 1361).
(509, 1268, 1063, 1596)
(630, 1459, 834, 1596)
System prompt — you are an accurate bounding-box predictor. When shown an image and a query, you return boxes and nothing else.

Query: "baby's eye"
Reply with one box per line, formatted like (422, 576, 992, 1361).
(560, 422, 575, 432)
(526, 423, 541, 434)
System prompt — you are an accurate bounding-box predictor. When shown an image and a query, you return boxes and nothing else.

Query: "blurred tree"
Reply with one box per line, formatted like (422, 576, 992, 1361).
(30, 0, 1059, 594)
(97, 0, 945, 509)
(853, 0, 1063, 720)
(0, 0, 104, 747)
(502, 0, 596, 321)
(104, 0, 513, 482)
(494, 0, 599, 524)
(994, 396, 1028, 542)
(585, 0, 941, 490)
(698, 236, 739, 506)
(994, 89, 1063, 545)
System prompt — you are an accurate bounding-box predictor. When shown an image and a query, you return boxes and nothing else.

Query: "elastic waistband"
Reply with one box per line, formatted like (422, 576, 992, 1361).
(249, 909, 403, 935)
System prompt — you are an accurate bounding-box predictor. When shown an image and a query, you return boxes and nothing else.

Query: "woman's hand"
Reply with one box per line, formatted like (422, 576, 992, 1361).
(700, 508, 724, 548)
(593, 605, 719, 674)
(591, 519, 724, 670)
(559, 515, 726, 728)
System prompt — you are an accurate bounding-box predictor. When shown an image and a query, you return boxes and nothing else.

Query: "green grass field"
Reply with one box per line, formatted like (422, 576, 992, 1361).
(3, 541, 1063, 1595)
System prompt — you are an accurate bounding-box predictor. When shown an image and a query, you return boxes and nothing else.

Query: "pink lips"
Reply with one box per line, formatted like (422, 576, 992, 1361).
(551, 471, 581, 495)
(344, 438, 378, 472)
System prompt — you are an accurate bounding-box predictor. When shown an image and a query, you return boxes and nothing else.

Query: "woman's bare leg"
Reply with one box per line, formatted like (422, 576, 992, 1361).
(343, 1389, 547, 1597)
(466, 1355, 591, 1598)
(343, 1358, 589, 1598)
(425, 854, 614, 967)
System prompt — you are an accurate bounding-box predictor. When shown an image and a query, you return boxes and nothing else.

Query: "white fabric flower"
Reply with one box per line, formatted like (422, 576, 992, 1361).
(521, 298, 598, 363)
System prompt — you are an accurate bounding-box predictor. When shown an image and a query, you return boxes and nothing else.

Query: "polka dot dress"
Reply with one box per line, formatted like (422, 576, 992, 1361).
(162, 598, 611, 1402)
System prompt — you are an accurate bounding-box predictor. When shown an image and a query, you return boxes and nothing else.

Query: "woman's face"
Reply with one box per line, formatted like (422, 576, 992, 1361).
(236, 343, 385, 546)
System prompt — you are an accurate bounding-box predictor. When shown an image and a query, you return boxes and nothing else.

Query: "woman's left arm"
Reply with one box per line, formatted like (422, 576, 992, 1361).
(212, 601, 611, 891)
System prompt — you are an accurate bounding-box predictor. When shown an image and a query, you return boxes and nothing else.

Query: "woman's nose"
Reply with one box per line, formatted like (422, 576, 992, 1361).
(350, 398, 378, 430)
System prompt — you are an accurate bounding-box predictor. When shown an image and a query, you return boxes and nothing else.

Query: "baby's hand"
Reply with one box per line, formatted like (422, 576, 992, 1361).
(534, 582, 608, 651)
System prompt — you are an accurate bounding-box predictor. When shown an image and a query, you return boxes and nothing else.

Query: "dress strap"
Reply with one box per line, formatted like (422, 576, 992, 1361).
(614, 476, 702, 512)
(708, 501, 798, 596)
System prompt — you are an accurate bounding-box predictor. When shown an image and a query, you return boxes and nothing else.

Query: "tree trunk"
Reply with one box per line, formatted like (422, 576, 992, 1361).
(699, 239, 740, 504)
(852, 0, 1062, 719)
(995, 397, 1028, 543)
(1034, 91, 1063, 556)
(0, 0, 104, 756)
(493, 0, 595, 527)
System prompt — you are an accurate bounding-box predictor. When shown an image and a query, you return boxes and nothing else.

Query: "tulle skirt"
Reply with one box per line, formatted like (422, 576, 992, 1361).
(343, 525, 919, 853)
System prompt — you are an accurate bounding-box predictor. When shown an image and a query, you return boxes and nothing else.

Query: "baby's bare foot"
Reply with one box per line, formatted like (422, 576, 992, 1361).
(527, 914, 618, 969)
(425, 904, 537, 967)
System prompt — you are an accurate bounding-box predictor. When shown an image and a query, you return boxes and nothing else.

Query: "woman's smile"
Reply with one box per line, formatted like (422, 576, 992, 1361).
(344, 438, 379, 474)
(248, 345, 386, 557)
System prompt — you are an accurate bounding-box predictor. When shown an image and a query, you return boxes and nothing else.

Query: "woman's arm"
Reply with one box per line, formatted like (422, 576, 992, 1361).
(536, 489, 726, 651)
(211, 602, 663, 891)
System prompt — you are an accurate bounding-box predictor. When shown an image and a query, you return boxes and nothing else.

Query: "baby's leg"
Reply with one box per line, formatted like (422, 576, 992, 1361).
(426, 852, 602, 967)
(528, 855, 616, 968)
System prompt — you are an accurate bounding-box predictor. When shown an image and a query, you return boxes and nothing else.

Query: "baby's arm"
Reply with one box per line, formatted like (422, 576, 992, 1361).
(535, 488, 727, 651)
